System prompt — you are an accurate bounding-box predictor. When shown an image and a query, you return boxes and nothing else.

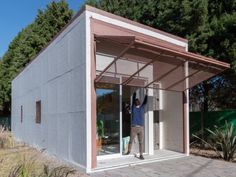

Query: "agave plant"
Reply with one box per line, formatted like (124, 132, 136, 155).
(193, 121, 236, 161)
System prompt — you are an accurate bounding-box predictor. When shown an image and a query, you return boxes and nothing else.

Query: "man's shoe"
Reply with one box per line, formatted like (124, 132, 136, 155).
(125, 151, 130, 155)
(139, 155, 144, 160)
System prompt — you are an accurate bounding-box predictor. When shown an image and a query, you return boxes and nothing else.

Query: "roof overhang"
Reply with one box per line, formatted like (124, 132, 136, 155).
(94, 35, 230, 92)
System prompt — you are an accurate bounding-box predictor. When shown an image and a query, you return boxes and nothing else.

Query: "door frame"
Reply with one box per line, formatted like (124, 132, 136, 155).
(96, 82, 123, 160)
(96, 80, 154, 160)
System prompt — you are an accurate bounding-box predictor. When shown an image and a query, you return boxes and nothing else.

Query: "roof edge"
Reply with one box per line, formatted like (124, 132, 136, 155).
(84, 5, 188, 43)
(134, 39, 230, 69)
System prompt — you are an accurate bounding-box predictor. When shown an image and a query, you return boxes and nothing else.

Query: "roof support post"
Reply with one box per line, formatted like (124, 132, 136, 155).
(145, 61, 185, 88)
(183, 61, 190, 155)
(95, 41, 134, 82)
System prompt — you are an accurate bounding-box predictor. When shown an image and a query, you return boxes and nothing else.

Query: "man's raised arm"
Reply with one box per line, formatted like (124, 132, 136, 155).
(132, 92, 136, 107)
(142, 89, 148, 106)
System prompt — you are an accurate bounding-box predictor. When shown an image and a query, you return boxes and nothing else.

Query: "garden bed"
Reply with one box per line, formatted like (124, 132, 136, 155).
(0, 131, 88, 177)
(190, 147, 236, 163)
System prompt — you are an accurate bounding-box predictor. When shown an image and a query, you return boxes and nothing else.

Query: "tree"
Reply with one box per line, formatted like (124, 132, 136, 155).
(190, 1, 236, 112)
(0, 0, 73, 114)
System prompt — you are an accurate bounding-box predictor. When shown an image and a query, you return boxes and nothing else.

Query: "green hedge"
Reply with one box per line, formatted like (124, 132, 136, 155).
(190, 110, 236, 140)
(0, 116, 11, 130)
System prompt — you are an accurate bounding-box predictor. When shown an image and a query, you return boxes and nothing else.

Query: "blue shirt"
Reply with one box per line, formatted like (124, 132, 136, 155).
(131, 93, 148, 126)
(132, 105, 145, 126)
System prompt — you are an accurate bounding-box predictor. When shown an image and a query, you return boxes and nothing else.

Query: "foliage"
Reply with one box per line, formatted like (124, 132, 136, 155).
(193, 122, 236, 161)
(39, 164, 75, 177)
(8, 153, 75, 177)
(0, 126, 13, 149)
(97, 120, 104, 138)
(8, 155, 37, 177)
(0, 0, 73, 114)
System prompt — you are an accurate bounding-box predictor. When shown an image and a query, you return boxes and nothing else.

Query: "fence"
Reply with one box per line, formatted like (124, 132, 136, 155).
(190, 110, 236, 140)
(0, 116, 11, 130)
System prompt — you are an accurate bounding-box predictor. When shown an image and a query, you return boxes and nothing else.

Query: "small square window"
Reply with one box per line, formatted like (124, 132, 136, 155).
(36, 100, 41, 124)
(21, 105, 23, 123)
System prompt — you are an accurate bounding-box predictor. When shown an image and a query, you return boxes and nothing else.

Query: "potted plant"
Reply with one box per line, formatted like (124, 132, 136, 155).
(96, 120, 104, 151)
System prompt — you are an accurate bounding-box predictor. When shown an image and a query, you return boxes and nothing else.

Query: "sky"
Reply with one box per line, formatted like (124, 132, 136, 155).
(0, 0, 85, 58)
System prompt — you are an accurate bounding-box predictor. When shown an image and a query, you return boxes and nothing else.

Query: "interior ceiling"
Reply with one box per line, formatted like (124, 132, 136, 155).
(94, 35, 230, 92)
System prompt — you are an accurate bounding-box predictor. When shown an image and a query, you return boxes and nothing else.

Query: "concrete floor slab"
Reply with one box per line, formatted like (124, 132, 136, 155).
(94, 150, 185, 172)
(91, 155, 236, 177)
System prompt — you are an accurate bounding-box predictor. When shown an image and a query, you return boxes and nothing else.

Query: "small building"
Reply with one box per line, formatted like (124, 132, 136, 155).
(11, 5, 230, 173)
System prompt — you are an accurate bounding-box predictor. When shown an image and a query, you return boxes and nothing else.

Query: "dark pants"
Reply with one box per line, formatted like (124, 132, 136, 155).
(128, 126, 144, 155)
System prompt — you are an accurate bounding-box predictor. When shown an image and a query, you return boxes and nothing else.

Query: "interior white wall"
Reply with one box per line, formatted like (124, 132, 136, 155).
(11, 12, 87, 170)
(160, 90, 184, 152)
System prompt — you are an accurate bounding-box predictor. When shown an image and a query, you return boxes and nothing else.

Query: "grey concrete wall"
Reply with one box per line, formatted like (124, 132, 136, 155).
(11, 12, 87, 168)
(160, 90, 183, 152)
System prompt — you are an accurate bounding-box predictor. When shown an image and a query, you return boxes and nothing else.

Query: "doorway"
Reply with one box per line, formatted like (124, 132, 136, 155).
(96, 83, 148, 158)
(122, 86, 147, 155)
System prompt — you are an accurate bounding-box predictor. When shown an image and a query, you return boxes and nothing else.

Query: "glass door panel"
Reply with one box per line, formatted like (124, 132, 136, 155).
(96, 83, 120, 156)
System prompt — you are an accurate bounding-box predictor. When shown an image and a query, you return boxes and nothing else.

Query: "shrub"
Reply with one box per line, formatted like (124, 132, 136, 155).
(8, 154, 38, 177)
(0, 126, 13, 149)
(39, 164, 76, 177)
(193, 121, 236, 161)
(8, 153, 76, 177)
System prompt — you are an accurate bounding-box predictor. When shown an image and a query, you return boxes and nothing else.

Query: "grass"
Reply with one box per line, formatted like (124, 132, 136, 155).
(0, 142, 31, 176)
(0, 131, 87, 177)
(0, 126, 13, 149)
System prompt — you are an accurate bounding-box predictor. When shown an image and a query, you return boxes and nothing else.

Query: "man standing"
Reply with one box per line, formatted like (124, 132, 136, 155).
(126, 89, 148, 160)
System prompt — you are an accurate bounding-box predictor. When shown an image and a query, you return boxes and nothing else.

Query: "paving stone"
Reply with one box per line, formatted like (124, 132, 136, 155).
(91, 155, 236, 177)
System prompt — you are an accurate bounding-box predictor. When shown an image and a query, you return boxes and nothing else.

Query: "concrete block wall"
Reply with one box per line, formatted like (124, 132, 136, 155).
(11, 12, 87, 168)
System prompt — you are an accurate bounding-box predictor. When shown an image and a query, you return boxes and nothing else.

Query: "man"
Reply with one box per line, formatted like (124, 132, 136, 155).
(126, 89, 148, 160)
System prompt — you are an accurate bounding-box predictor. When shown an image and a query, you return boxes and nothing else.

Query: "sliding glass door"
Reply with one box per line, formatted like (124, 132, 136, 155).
(96, 83, 120, 156)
